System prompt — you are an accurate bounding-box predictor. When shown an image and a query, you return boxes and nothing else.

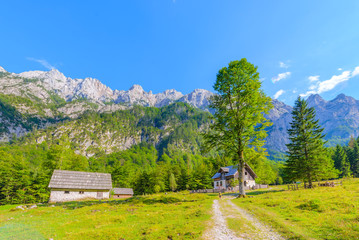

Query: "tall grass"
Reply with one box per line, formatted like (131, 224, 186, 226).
(0, 192, 214, 240)
(232, 178, 359, 240)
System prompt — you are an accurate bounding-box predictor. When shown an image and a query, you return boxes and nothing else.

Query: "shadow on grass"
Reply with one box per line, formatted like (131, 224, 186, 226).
(40, 196, 196, 210)
(0, 223, 46, 240)
(246, 189, 285, 196)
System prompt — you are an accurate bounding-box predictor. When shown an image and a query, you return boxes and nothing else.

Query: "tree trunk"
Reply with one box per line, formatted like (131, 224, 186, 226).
(308, 173, 313, 188)
(237, 151, 246, 198)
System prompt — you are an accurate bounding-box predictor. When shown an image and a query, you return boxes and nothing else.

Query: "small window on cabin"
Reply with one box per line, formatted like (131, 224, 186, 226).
(64, 191, 70, 194)
(79, 191, 84, 194)
(245, 172, 247, 175)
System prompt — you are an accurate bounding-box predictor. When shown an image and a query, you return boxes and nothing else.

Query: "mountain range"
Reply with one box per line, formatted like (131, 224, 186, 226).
(1, 66, 359, 158)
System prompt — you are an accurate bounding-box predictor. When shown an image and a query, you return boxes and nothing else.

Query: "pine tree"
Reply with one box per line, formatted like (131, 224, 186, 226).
(350, 142, 359, 177)
(333, 145, 351, 178)
(285, 97, 338, 187)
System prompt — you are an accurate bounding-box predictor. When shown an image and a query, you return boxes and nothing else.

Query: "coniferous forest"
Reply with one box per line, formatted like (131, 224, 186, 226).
(0, 95, 357, 205)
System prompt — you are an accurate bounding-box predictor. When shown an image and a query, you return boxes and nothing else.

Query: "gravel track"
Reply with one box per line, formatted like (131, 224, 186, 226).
(202, 198, 284, 240)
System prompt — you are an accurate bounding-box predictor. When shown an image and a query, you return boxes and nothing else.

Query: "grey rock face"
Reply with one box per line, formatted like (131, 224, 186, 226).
(0, 66, 7, 72)
(265, 99, 293, 152)
(178, 89, 214, 110)
(265, 93, 359, 153)
(4, 68, 211, 110)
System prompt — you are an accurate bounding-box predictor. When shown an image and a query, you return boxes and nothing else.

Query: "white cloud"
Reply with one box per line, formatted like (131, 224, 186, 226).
(300, 90, 317, 98)
(272, 72, 291, 83)
(27, 57, 55, 70)
(308, 84, 317, 90)
(279, 61, 289, 68)
(338, 68, 343, 71)
(274, 89, 285, 99)
(292, 89, 297, 94)
(300, 70, 353, 97)
(352, 67, 359, 77)
(308, 75, 320, 82)
(317, 71, 351, 93)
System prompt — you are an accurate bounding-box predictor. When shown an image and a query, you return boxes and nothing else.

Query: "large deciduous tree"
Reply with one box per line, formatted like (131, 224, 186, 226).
(203, 59, 272, 197)
(285, 97, 338, 187)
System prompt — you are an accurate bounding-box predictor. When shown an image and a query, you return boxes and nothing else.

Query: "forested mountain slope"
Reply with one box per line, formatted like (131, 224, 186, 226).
(20, 103, 211, 157)
(2, 66, 359, 155)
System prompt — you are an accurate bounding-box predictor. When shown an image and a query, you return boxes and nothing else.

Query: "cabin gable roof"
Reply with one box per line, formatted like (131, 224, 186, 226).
(113, 188, 134, 195)
(211, 163, 257, 179)
(48, 170, 112, 190)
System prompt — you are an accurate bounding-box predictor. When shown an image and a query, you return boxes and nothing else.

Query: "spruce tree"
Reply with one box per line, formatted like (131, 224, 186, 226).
(350, 141, 359, 177)
(285, 97, 337, 187)
(333, 145, 351, 178)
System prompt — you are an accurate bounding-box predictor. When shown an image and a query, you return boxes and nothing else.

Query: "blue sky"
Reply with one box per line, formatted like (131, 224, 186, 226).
(1, 0, 359, 105)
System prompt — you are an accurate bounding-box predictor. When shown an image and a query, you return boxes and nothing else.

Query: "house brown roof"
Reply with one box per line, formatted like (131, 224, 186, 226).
(212, 163, 258, 179)
(113, 188, 134, 195)
(48, 170, 112, 190)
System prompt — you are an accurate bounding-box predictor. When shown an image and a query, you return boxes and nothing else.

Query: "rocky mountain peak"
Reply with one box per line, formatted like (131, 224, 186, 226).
(129, 84, 145, 92)
(307, 94, 326, 108)
(18, 70, 46, 79)
(178, 89, 213, 110)
(0, 66, 7, 72)
(331, 93, 356, 104)
(43, 69, 67, 82)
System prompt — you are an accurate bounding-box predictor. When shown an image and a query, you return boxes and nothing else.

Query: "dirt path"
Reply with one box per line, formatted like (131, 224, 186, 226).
(202, 197, 284, 240)
(202, 199, 242, 240)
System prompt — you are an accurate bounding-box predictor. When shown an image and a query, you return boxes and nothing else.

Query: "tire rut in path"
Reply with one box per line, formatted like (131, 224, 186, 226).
(226, 199, 285, 240)
(202, 198, 284, 240)
(202, 199, 242, 240)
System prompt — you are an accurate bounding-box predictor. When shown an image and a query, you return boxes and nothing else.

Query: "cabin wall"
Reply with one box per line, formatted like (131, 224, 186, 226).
(213, 180, 226, 189)
(112, 194, 132, 199)
(245, 180, 256, 187)
(49, 189, 110, 202)
(244, 170, 255, 180)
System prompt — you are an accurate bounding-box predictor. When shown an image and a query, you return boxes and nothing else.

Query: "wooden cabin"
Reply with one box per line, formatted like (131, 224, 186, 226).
(211, 163, 257, 189)
(112, 188, 134, 198)
(48, 170, 112, 202)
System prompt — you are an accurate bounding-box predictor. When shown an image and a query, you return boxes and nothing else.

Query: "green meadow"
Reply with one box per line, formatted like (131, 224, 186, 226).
(232, 178, 359, 240)
(0, 193, 213, 240)
(1, 180, 359, 240)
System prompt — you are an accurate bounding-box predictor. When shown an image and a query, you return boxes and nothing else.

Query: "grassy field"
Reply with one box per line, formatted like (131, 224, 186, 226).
(0, 192, 214, 240)
(232, 178, 359, 240)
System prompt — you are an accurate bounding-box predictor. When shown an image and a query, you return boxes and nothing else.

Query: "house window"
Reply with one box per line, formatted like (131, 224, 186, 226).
(220, 181, 222, 186)
(64, 191, 70, 194)
(245, 172, 247, 175)
(79, 191, 84, 194)
(216, 182, 219, 186)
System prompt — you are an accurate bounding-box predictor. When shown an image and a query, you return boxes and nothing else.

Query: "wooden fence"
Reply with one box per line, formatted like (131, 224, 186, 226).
(190, 184, 269, 194)
(287, 180, 343, 190)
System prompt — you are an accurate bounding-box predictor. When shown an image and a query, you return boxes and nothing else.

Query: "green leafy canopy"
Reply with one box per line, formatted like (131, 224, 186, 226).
(203, 59, 273, 160)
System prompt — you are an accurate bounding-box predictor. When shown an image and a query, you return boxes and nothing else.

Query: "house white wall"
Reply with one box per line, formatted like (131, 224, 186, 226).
(49, 189, 110, 202)
(214, 180, 226, 189)
(245, 180, 256, 188)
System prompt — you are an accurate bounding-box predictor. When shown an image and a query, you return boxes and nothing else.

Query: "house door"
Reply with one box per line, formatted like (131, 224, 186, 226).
(97, 192, 103, 198)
